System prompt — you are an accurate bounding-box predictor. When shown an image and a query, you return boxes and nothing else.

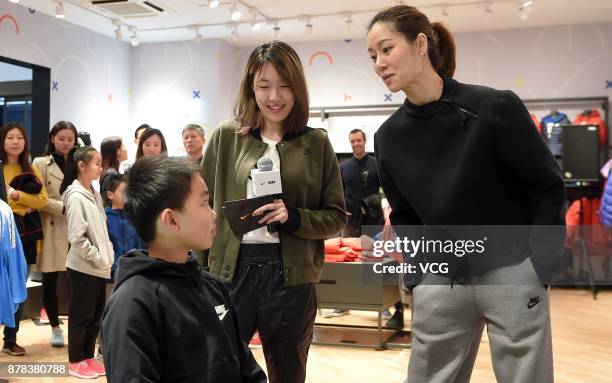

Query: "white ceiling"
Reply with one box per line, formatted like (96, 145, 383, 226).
(0, 61, 32, 82)
(10, 0, 612, 46)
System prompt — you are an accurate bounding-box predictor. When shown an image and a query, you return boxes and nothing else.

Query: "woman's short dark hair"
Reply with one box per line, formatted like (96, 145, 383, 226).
(101, 170, 125, 208)
(368, 5, 456, 78)
(135, 124, 151, 139)
(135, 128, 168, 160)
(45, 121, 78, 155)
(0, 123, 33, 173)
(124, 156, 202, 242)
(182, 124, 205, 138)
(100, 136, 123, 172)
(234, 40, 309, 134)
(349, 129, 366, 140)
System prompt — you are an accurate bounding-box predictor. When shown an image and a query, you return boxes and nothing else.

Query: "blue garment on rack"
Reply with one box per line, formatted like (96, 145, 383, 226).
(600, 173, 612, 227)
(541, 112, 571, 157)
(0, 200, 28, 327)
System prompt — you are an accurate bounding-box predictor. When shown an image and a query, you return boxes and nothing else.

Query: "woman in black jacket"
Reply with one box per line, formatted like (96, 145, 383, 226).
(367, 5, 565, 383)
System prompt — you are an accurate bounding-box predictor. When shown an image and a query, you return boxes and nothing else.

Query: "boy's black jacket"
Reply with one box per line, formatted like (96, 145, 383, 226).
(101, 250, 267, 383)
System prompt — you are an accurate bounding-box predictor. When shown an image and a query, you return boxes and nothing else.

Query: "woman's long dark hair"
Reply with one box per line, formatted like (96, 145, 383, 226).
(59, 146, 98, 194)
(100, 136, 123, 172)
(234, 40, 309, 134)
(0, 123, 33, 173)
(45, 121, 78, 155)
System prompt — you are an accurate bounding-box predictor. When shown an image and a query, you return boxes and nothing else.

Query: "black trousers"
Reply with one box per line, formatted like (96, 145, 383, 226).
(228, 243, 317, 383)
(67, 268, 106, 363)
(3, 265, 30, 345)
(42, 272, 60, 327)
(3, 303, 23, 345)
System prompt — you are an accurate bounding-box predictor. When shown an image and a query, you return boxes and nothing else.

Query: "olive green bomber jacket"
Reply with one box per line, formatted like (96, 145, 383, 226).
(200, 119, 346, 286)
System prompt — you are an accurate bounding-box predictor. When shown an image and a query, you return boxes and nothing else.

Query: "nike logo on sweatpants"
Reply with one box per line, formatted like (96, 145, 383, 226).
(527, 297, 541, 309)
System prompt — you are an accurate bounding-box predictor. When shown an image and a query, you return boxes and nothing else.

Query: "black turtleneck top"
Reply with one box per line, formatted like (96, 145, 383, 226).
(52, 153, 66, 173)
(374, 76, 566, 285)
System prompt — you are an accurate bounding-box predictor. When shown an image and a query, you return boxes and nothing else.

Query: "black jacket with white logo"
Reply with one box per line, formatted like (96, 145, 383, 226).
(101, 250, 266, 383)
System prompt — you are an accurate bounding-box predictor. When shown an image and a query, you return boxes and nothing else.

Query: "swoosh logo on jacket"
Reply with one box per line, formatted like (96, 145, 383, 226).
(215, 304, 228, 321)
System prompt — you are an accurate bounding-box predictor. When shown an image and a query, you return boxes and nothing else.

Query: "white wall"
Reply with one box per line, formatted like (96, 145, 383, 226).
(2, 0, 611, 155)
(233, 23, 612, 152)
(130, 39, 238, 156)
(0, 2, 131, 149)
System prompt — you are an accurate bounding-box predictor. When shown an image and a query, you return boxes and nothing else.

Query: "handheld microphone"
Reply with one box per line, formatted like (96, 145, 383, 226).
(250, 157, 282, 232)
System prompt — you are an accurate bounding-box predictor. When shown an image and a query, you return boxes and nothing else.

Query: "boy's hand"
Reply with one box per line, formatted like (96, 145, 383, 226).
(255, 199, 288, 225)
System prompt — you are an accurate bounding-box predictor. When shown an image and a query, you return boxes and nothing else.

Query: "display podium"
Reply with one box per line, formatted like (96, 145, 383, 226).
(314, 259, 410, 350)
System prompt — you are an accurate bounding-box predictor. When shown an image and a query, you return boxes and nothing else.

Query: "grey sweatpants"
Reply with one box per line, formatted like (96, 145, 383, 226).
(406, 257, 553, 383)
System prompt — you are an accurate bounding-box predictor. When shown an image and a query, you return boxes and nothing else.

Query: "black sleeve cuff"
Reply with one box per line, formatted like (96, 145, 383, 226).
(281, 207, 301, 234)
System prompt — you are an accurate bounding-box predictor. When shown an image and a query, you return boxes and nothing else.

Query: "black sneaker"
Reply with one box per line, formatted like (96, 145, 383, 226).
(2, 343, 25, 356)
(385, 312, 404, 330)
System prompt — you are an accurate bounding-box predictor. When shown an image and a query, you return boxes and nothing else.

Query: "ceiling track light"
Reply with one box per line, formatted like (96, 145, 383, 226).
(188, 25, 203, 44)
(305, 16, 313, 35)
(248, 7, 261, 31)
(112, 19, 123, 40)
(55, 1, 65, 19)
(517, 0, 533, 21)
(345, 14, 354, 30)
(128, 26, 140, 47)
(9, 0, 20, 4)
(228, 23, 239, 42)
(483, 2, 493, 19)
(99, 0, 535, 44)
(230, 2, 241, 21)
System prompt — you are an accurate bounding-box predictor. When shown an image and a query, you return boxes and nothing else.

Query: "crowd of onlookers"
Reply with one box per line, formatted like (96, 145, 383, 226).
(1, 120, 205, 378)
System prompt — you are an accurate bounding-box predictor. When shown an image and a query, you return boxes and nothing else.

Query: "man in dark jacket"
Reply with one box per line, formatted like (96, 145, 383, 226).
(101, 156, 266, 383)
(340, 129, 381, 238)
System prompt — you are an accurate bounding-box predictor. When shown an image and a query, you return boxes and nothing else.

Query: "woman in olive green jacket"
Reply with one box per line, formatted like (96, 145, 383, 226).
(201, 41, 346, 383)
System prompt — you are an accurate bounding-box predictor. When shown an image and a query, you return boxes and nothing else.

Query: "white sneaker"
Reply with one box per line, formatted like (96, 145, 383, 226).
(50, 328, 64, 348)
(320, 309, 350, 318)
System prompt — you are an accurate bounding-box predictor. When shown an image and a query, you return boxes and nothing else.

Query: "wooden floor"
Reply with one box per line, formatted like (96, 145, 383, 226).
(1, 288, 611, 382)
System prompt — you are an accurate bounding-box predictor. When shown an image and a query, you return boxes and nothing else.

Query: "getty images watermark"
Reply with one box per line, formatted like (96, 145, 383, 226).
(371, 236, 488, 275)
(353, 225, 611, 286)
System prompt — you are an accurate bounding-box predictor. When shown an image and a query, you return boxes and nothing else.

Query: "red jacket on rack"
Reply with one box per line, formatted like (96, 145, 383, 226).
(574, 110, 607, 146)
(530, 113, 542, 134)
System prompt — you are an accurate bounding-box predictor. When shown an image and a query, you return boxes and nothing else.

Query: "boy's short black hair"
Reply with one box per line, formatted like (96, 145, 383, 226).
(101, 171, 126, 208)
(124, 156, 202, 242)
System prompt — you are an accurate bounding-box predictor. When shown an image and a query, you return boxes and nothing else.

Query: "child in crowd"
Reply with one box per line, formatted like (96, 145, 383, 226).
(60, 146, 113, 379)
(103, 172, 144, 281)
(101, 156, 266, 382)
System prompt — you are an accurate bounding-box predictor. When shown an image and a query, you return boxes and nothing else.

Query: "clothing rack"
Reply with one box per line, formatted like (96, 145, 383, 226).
(311, 98, 610, 297)
(310, 96, 611, 150)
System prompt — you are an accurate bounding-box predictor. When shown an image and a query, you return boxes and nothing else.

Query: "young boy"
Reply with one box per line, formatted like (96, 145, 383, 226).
(103, 172, 144, 281)
(101, 157, 266, 382)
